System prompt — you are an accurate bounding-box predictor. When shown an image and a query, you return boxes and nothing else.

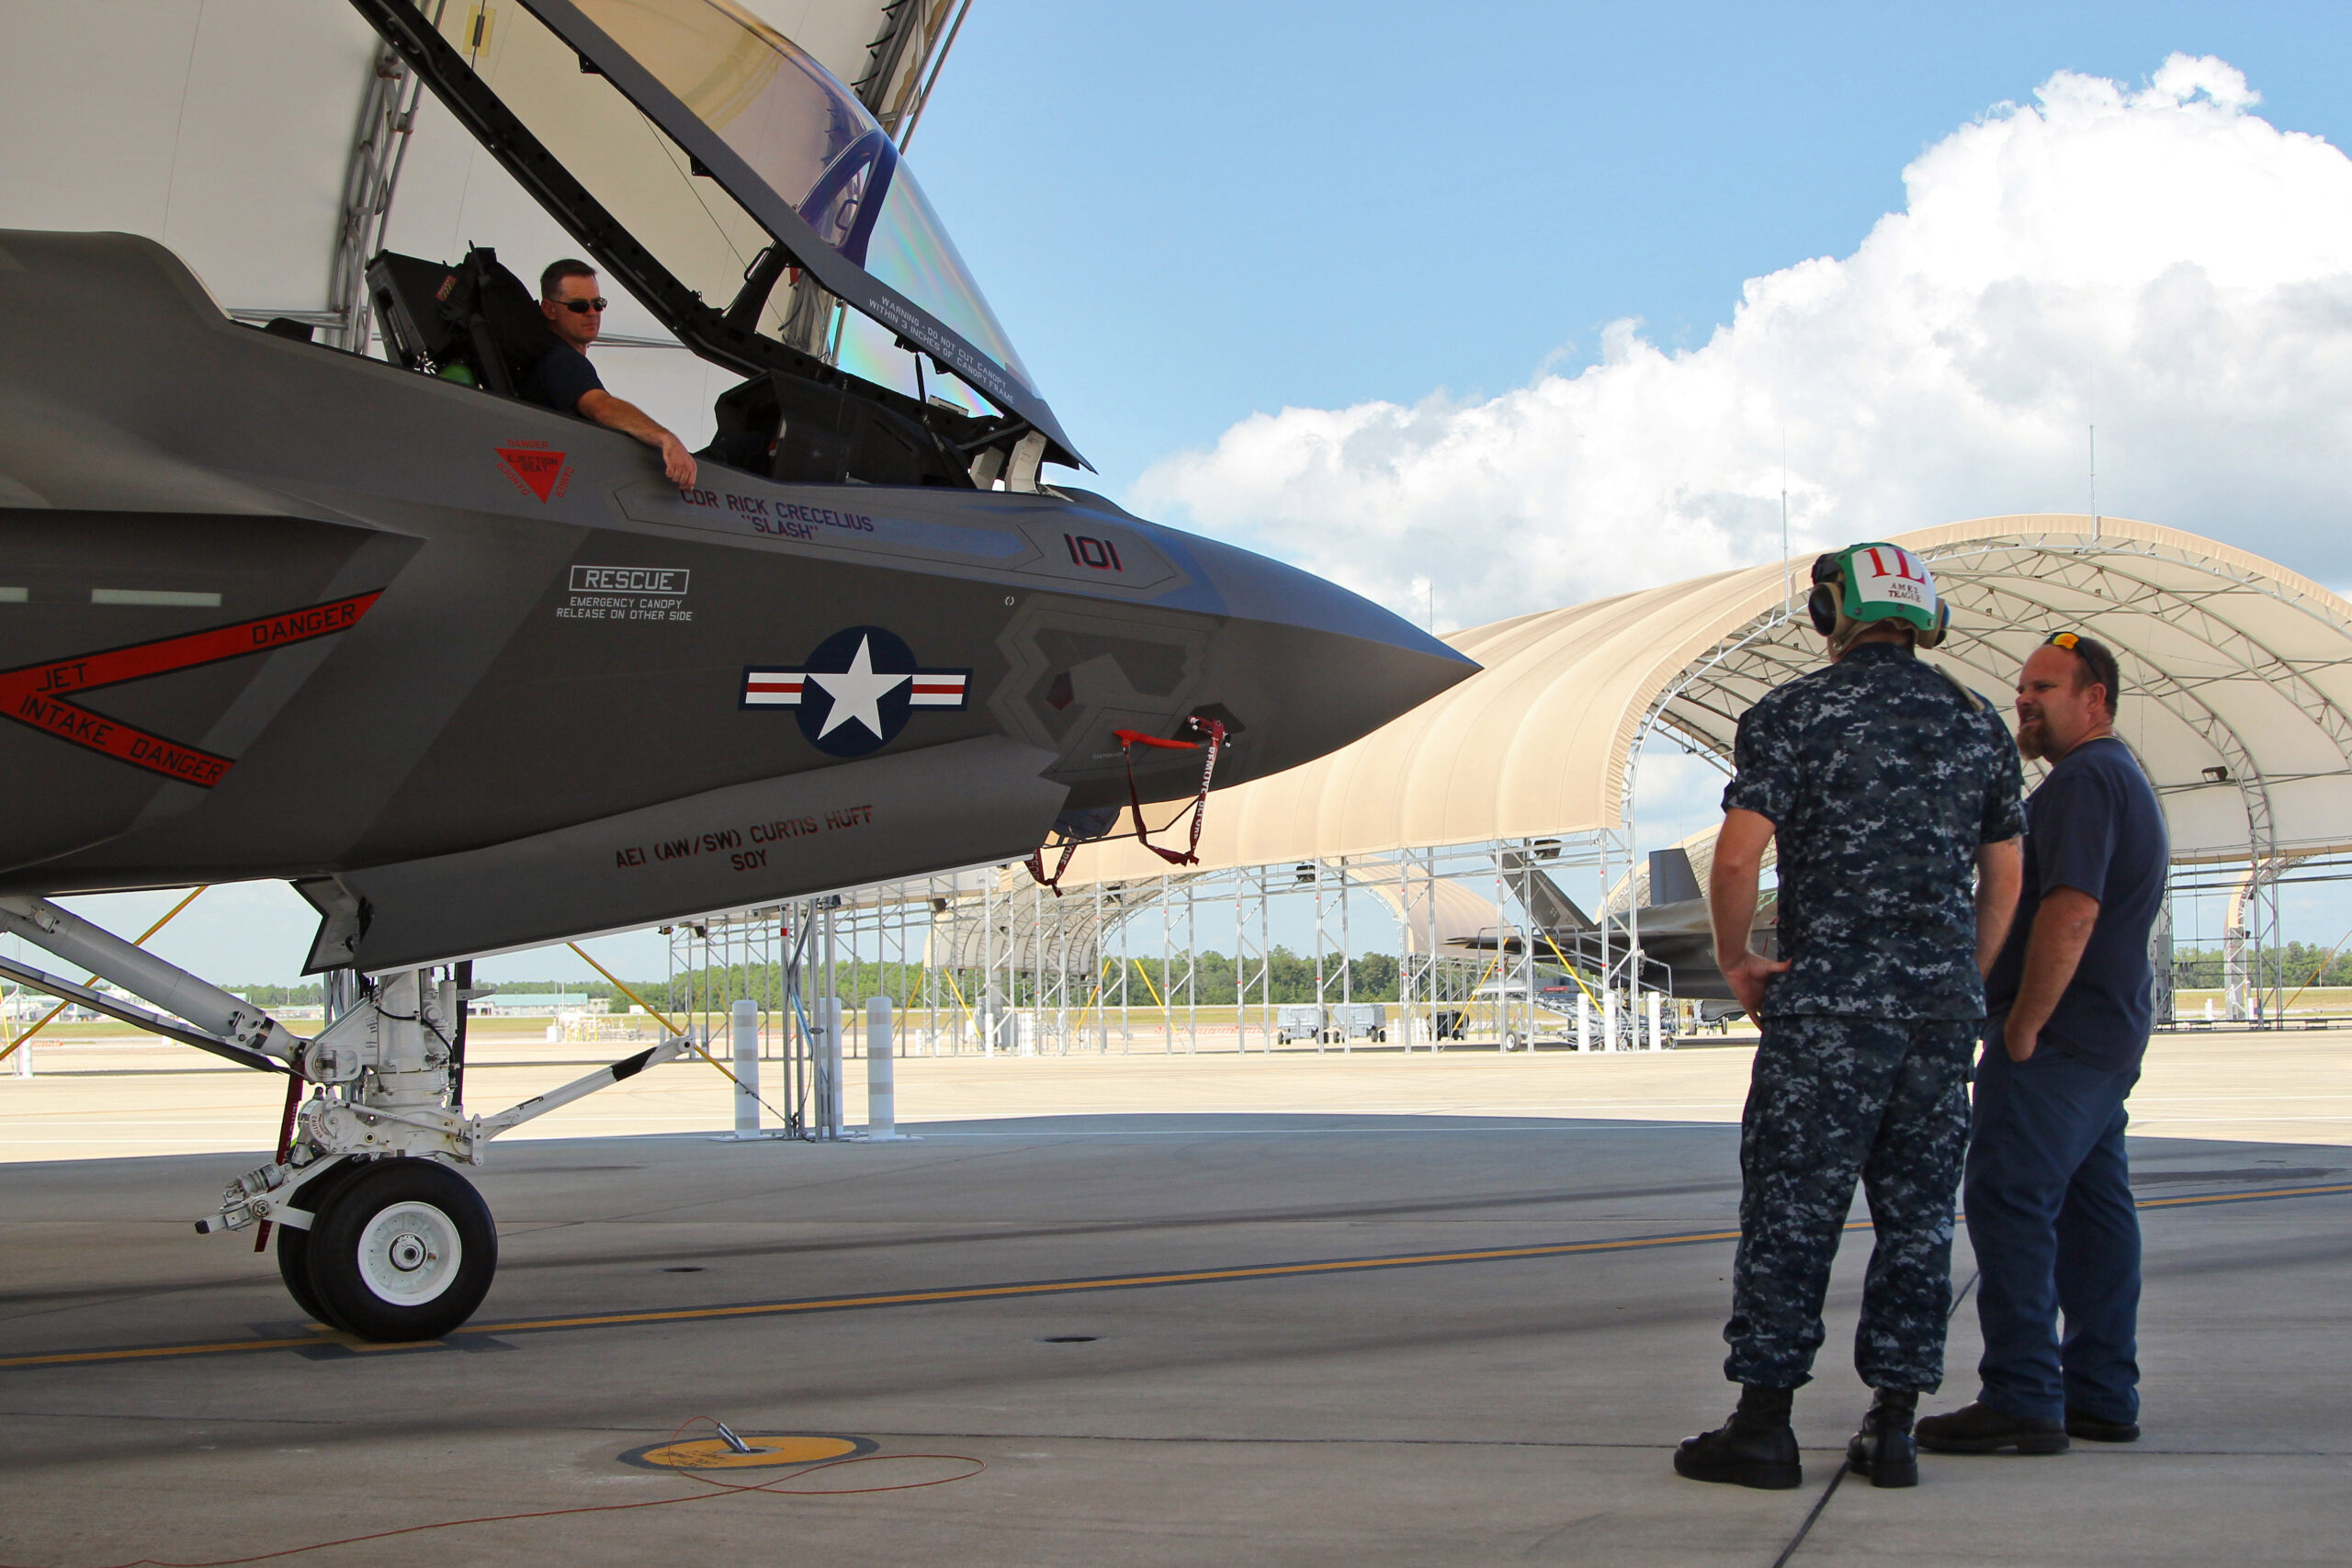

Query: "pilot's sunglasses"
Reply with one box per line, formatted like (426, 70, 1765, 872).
(554, 298, 608, 313)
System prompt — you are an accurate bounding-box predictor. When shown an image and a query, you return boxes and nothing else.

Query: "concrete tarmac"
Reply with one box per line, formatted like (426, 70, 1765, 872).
(2, 1045, 2348, 1565)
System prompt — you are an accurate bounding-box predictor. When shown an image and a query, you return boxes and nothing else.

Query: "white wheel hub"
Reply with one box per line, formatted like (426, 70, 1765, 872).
(356, 1200, 463, 1305)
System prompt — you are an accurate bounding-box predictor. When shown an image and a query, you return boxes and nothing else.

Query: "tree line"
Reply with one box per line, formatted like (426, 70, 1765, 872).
(209, 940, 2352, 1017)
(633, 949, 1408, 1016)
(2172, 941, 2352, 991)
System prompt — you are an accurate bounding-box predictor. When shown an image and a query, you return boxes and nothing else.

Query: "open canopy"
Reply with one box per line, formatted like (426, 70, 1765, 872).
(357, 0, 1078, 463)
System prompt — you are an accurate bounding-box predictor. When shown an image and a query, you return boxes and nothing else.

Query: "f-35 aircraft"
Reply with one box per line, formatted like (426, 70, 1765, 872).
(0, 0, 1472, 1340)
(1450, 848, 1779, 1011)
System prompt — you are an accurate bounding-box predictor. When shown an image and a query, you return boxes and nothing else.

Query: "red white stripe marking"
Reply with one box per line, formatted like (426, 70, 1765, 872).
(741, 660, 969, 713)
(742, 669, 806, 705)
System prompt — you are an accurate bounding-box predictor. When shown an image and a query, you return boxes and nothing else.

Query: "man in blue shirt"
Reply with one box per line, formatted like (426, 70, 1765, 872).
(1918, 632, 2167, 1455)
(526, 260, 697, 489)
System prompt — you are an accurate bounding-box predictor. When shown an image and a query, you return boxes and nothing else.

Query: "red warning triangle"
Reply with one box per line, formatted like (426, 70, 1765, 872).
(496, 446, 567, 502)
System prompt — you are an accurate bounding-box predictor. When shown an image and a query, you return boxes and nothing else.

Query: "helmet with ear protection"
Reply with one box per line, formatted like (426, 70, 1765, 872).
(1807, 544, 1949, 649)
(1807, 554, 1844, 637)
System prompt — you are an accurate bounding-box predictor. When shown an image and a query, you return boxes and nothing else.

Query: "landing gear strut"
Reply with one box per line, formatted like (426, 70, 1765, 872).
(0, 895, 682, 1341)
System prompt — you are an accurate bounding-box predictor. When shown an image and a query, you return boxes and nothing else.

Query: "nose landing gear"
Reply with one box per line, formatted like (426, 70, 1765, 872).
(0, 894, 681, 1343)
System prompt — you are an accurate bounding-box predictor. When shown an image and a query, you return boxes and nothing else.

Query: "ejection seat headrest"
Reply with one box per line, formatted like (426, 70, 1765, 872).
(459, 247, 561, 380)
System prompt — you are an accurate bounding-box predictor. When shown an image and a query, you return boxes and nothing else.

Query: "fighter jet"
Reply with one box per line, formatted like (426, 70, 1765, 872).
(1450, 847, 1778, 1010)
(0, 0, 1473, 1340)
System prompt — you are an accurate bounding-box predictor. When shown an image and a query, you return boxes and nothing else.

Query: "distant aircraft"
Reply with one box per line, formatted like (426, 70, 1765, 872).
(1449, 847, 1778, 1012)
(0, 0, 1472, 1339)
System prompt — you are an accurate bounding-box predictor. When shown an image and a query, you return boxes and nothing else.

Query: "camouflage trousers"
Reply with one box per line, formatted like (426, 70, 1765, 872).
(1723, 1014, 1977, 1391)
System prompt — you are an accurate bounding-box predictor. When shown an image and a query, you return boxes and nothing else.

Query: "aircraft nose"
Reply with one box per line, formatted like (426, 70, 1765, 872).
(1159, 529, 1478, 785)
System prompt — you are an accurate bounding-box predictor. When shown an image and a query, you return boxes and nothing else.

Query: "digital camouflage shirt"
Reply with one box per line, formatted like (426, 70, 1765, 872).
(1723, 640, 2027, 1020)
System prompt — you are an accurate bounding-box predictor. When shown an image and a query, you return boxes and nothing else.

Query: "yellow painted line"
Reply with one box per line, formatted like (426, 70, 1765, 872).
(2131, 1180, 2352, 1210)
(0, 1335, 323, 1369)
(0, 1225, 1747, 1370)
(469, 1227, 1752, 1335)
(6, 1180, 2347, 1372)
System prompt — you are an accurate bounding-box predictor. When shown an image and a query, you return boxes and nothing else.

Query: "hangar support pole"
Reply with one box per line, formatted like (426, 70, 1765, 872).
(2149, 885, 2177, 1028)
(1340, 859, 1354, 1051)
(1182, 875, 1198, 1054)
(328, 43, 426, 352)
(1241, 869, 1261, 1053)
(1254, 866, 1274, 1051)
(2225, 856, 2303, 1023)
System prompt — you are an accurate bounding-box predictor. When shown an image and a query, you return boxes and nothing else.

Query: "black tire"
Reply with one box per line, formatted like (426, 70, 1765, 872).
(276, 1160, 368, 1329)
(304, 1159, 497, 1342)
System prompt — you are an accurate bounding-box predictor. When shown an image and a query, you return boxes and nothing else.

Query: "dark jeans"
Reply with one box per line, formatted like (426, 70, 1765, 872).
(1724, 1015, 1976, 1391)
(1963, 1028, 2142, 1424)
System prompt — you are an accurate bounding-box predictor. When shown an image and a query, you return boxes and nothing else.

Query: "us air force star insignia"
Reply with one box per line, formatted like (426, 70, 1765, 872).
(741, 625, 971, 758)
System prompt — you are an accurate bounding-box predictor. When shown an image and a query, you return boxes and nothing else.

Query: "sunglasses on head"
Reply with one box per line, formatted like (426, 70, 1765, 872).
(552, 297, 608, 314)
(2045, 631, 2081, 650)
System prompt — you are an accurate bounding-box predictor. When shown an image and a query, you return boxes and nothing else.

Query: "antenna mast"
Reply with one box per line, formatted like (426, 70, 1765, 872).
(1780, 429, 1791, 613)
(2089, 424, 2099, 541)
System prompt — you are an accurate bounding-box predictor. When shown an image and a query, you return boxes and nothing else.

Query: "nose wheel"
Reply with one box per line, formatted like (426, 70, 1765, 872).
(275, 1161, 364, 1326)
(280, 1158, 497, 1340)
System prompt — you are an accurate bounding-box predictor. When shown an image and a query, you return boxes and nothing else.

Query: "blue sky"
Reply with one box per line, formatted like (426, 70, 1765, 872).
(32, 1, 2352, 987)
(913, 1, 2352, 494)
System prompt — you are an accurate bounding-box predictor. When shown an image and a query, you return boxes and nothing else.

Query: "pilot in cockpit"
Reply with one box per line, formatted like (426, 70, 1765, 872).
(526, 259, 697, 489)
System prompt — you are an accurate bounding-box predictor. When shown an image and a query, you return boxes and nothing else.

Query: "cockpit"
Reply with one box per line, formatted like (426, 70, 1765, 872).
(352, 0, 1074, 491)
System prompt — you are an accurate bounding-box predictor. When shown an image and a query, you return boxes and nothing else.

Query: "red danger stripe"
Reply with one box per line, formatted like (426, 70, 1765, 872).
(6, 592, 381, 698)
(0, 590, 383, 788)
(6, 694, 232, 787)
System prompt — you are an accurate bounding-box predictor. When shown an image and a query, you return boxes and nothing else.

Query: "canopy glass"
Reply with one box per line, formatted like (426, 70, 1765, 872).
(433, 0, 1042, 431)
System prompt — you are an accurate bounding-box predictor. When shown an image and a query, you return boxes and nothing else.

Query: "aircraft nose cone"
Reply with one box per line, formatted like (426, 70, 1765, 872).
(1158, 529, 1478, 786)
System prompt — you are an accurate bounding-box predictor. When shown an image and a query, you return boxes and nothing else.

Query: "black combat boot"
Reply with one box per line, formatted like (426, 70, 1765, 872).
(1674, 1384, 1803, 1489)
(1845, 1388, 1919, 1488)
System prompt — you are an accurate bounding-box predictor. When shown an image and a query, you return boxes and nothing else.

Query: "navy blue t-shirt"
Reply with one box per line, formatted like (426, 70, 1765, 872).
(1984, 736, 2168, 1070)
(520, 343, 605, 414)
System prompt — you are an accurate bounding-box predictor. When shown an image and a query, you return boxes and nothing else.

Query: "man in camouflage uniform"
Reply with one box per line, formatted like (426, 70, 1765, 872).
(1675, 543, 2025, 1491)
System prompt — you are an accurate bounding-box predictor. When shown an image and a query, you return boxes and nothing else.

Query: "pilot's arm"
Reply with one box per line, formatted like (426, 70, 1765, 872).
(577, 389, 697, 489)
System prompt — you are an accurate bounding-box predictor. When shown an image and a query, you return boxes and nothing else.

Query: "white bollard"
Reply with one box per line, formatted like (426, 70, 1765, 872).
(1646, 991, 1664, 1052)
(731, 998, 759, 1136)
(866, 996, 896, 1140)
(1576, 994, 1591, 1054)
(820, 997, 844, 1139)
(1603, 990, 1620, 1052)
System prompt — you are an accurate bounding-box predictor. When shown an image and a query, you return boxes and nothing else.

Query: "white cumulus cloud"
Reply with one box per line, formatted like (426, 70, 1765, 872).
(1130, 55, 2352, 623)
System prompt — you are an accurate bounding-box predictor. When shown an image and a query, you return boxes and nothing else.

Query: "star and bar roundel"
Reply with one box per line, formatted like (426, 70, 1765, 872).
(741, 626, 971, 758)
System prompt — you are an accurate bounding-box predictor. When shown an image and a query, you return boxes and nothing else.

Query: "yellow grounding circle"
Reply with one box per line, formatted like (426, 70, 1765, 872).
(620, 1432, 876, 1471)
